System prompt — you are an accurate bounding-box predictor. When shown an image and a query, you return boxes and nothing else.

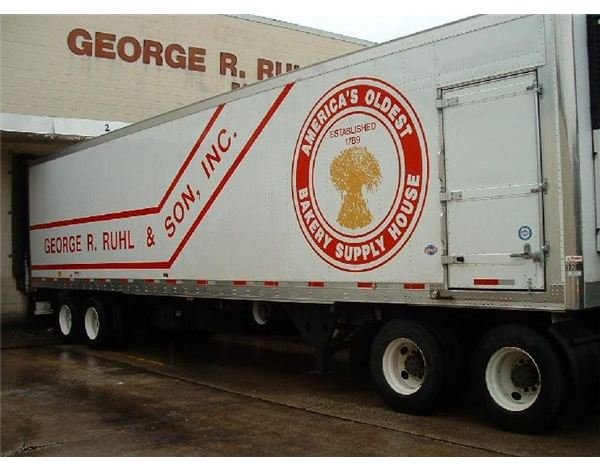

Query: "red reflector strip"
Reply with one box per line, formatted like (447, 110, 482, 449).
(264, 281, 279, 287)
(120, 278, 130, 283)
(166, 279, 179, 285)
(144, 279, 156, 284)
(404, 283, 426, 290)
(474, 279, 500, 286)
(308, 281, 324, 288)
(357, 282, 375, 289)
(196, 280, 208, 285)
(98, 278, 109, 283)
(233, 280, 247, 286)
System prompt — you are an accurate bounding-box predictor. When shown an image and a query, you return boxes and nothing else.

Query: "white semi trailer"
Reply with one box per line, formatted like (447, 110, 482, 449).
(27, 15, 600, 433)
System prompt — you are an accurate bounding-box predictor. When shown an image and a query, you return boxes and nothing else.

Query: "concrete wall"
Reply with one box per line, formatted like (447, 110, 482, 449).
(1, 146, 27, 324)
(0, 15, 369, 323)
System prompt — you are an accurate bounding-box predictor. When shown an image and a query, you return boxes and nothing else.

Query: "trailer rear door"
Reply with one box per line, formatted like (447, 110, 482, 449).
(441, 72, 545, 290)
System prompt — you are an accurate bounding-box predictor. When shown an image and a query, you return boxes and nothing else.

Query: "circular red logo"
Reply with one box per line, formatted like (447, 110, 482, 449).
(292, 77, 429, 272)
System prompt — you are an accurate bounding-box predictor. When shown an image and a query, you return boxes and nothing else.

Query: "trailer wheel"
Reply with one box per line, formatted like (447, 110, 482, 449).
(429, 323, 465, 404)
(83, 296, 119, 349)
(251, 301, 271, 328)
(55, 296, 82, 343)
(475, 324, 565, 433)
(370, 319, 445, 415)
(349, 320, 382, 378)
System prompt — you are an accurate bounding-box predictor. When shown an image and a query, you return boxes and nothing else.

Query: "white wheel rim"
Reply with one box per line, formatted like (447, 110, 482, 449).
(382, 337, 426, 395)
(485, 346, 541, 412)
(252, 302, 270, 326)
(84, 306, 100, 340)
(58, 304, 72, 336)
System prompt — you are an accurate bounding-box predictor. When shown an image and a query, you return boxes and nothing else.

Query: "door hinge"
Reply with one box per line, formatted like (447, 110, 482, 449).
(440, 190, 463, 202)
(530, 179, 548, 194)
(526, 83, 543, 95)
(436, 96, 459, 109)
(542, 241, 550, 257)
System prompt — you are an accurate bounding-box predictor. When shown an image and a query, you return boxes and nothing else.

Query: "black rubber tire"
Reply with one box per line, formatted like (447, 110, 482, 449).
(428, 322, 465, 405)
(82, 296, 122, 349)
(55, 295, 83, 343)
(370, 319, 446, 415)
(349, 320, 382, 378)
(474, 324, 565, 434)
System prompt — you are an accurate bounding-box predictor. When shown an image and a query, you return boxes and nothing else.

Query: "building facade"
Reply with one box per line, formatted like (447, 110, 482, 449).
(0, 14, 370, 323)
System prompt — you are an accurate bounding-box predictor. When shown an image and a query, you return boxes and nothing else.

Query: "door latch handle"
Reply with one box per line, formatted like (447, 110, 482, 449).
(510, 243, 542, 262)
(510, 243, 532, 258)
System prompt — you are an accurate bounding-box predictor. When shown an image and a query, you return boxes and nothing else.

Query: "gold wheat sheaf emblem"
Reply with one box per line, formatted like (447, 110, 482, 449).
(330, 146, 382, 230)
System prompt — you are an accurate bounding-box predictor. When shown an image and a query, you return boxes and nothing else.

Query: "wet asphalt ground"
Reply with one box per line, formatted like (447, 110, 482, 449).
(1, 325, 599, 456)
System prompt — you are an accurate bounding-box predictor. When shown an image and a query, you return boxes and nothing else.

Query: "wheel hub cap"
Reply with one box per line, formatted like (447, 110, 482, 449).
(58, 305, 72, 336)
(485, 346, 541, 411)
(382, 337, 426, 395)
(84, 307, 100, 340)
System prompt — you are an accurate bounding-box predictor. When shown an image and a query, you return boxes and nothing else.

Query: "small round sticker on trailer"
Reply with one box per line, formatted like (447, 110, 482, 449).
(518, 226, 532, 241)
(424, 244, 438, 256)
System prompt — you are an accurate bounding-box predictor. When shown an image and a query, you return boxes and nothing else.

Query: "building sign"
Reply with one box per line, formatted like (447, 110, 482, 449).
(67, 28, 300, 89)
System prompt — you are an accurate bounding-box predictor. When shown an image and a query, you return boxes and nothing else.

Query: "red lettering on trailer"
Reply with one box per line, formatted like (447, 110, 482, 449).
(164, 184, 199, 238)
(86, 234, 95, 251)
(43, 235, 82, 254)
(200, 129, 235, 179)
(102, 230, 135, 251)
(292, 77, 429, 272)
(31, 84, 295, 271)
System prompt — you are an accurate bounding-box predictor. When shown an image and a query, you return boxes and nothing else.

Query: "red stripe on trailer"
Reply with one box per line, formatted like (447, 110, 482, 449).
(29, 104, 225, 231)
(196, 280, 208, 285)
(474, 278, 500, 286)
(167, 83, 295, 269)
(144, 279, 156, 284)
(308, 281, 325, 288)
(357, 282, 375, 288)
(31, 83, 295, 271)
(233, 280, 247, 286)
(120, 278, 130, 283)
(404, 283, 426, 290)
(165, 279, 178, 285)
(264, 281, 279, 287)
